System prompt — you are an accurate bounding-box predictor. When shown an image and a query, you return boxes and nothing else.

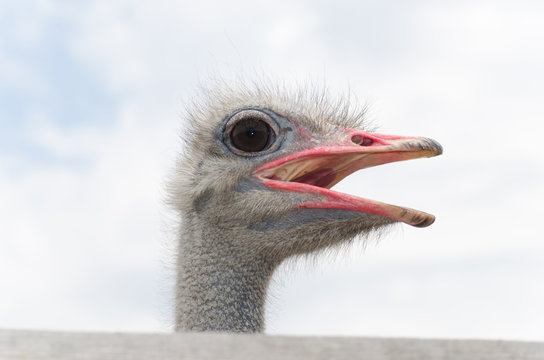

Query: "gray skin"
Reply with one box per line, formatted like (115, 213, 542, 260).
(169, 84, 398, 333)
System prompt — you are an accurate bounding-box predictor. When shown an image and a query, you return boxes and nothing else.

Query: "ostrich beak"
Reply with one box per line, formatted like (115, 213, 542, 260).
(254, 130, 443, 228)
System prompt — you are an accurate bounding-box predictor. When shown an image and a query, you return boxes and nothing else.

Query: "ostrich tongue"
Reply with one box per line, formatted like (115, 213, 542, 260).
(254, 133, 442, 228)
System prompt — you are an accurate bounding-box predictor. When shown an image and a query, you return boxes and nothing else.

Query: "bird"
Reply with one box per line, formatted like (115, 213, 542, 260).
(169, 81, 442, 333)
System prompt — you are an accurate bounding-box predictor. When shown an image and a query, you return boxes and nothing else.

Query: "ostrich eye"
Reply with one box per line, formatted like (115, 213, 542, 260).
(231, 117, 271, 152)
(226, 110, 278, 154)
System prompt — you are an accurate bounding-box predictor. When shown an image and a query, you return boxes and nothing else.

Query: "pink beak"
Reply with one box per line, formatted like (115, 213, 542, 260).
(254, 130, 442, 227)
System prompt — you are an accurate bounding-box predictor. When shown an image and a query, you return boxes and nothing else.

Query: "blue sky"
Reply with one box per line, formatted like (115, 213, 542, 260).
(1, 0, 543, 340)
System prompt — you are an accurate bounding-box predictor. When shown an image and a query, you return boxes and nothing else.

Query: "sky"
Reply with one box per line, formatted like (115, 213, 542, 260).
(1, 0, 543, 341)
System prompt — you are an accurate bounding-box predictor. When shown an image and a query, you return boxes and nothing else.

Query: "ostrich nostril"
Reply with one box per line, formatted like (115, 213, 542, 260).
(351, 135, 374, 146)
(361, 137, 374, 146)
(351, 135, 362, 144)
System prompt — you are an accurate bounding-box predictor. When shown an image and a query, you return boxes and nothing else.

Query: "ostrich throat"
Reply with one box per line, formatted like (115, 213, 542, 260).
(176, 220, 273, 333)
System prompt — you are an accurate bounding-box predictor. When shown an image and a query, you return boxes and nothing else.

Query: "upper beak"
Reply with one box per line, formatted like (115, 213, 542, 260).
(254, 130, 443, 227)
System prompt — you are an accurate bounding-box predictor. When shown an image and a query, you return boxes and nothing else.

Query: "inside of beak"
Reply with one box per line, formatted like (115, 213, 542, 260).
(260, 152, 375, 189)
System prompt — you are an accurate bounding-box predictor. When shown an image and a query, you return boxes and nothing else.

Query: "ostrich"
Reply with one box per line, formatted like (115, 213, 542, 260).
(169, 83, 442, 333)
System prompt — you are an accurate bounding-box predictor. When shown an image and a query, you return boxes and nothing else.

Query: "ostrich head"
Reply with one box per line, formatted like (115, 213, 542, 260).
(170, 83, 442, 333)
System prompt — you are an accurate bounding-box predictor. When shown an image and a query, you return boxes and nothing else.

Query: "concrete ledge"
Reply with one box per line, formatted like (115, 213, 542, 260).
(1, 329, 543, 360)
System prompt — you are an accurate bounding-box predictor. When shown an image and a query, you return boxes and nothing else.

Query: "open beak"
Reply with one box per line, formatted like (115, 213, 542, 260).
(254, 130, 443, 228)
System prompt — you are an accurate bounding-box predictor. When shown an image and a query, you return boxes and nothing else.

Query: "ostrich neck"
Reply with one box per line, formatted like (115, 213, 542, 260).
(175, 222, 274, 333)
